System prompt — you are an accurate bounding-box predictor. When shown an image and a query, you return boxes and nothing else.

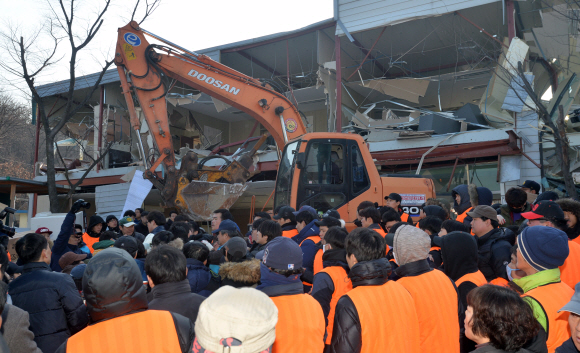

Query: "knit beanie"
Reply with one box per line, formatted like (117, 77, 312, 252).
(393, 224, 431, 266)
(517, 226, 569, 272)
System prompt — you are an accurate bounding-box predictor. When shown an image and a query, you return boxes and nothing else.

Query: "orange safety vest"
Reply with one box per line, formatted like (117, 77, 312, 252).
(82, 233, 99, 253)
(572, 236, 580, 247)
(282, 229, 298, 239)
(524, 281, 574, 353)
(347, 281, 420, 353)
(270, 294, 325, 352)
(397, 270, 460, 353)
(66, 310, 182, 353)
(299, 235, 320, 246)
(372, 227, 387, 237)
(401, 212, 412, 224)
(313, 249, 323, 275)
(455, 270, 487, 287)
(560, 240, 580, 289)
(456, 207, 473, 223)
(319, 266, 352, 344)
(489, 277, 509, 287)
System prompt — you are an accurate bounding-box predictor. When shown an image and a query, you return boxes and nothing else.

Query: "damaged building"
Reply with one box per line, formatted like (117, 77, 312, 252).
(29, 0, 580, 230)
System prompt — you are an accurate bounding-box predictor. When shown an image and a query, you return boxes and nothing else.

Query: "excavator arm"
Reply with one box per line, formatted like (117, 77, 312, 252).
(114, 22, 306, 219)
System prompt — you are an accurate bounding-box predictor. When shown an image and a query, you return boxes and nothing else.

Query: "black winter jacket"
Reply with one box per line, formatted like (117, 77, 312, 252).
(311, 249, 349, 327)
(55, 248, 195, 353)
(556, 338, 580, 353)
(329, 258, 391, 353)
(476, 228, 512, 282)
(50, 211, 92, 272)
(148, 279, 205, 324)
(8, 262, 88, 353)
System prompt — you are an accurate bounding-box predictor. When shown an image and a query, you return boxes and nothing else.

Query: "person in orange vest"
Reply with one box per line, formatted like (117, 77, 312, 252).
(311, 226, 351, 349)
(461, 184, 493, 229)
(512, 226, 573, 353)
(294, 209, 321, 291)
(557, 199, 580, 246)
(436, 230, 487, 352)
(521, 201, 580, 290)
(329, 227, 420, 353)
(557, 282, 580, 352)
(273, 206, 298, 238)
(468, 205, 512, 283)
(82, 215, 106, 254)
(312, 215, 343, 276)
(192, 286, 278, 353)
(359, 206, 386, 236)
(417, 216, 444, 268)
(257, 237, 325, 352)
(452, 185, 473, 224)
(385, 224, 460, 353)
(54, 248, 195, 353)
(465, 285, 546, 353)
(384, 193, 413, 225)
(353, 201, 375, 227)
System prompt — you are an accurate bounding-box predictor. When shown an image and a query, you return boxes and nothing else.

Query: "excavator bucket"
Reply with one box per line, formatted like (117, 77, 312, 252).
(177, 180, 248, 221)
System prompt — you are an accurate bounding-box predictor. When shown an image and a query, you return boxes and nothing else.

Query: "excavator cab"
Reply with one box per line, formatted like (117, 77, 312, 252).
(274, 133, 373, 217)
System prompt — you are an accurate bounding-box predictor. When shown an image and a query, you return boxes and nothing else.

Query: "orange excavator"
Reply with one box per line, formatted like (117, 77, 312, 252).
(115, 21, 435, 224)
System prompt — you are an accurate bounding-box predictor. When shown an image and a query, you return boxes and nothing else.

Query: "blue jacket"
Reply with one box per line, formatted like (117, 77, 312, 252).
(292, 220, 320, 273)
(186, 258, 220, 297)
(50, 212, 92, 272)
(8, 262, 88, 353)
(135, 259, 147, 283)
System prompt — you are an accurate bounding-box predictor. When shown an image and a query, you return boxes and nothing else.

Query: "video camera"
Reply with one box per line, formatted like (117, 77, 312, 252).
(0, 207, 16, 237)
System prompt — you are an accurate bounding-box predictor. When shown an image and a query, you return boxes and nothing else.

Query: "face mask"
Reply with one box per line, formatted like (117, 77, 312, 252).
(509, 205, 525, 214)
(505, 263, 518, 282)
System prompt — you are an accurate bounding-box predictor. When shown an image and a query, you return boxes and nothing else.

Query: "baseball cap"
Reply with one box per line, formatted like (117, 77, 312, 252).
(262, 236, 302, 270)
(58, 252, 87, 270)
(119, 216, 136, 227)
(323, 209, 341, 219)
(35, 227, 53, 235)
(518, 180, 541, 193)
(194, 286, 277, 353)
(224, 237, 248, 261)
(533, 191, 559, 204)
(559, 282, 580, 315)
(315, 216, 341, 228)
(521, 200, 565, 220)
(114, 236, 139, 257)
(293, 205, 318, 218)
(466, 205, 498, 222)
(212, 219, 239, 234)
(384, 193, 402, 202)
(273, 206, 296, 220)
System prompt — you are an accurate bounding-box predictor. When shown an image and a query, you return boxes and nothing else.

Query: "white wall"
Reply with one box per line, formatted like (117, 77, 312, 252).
(336, 0, 499, 36)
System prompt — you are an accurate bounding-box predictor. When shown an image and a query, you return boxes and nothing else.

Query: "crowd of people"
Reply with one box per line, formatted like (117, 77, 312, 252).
(0, 179, 580, 353)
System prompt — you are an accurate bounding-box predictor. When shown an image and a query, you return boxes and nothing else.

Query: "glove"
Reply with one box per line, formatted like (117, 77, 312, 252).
(71, 199, 86, 214)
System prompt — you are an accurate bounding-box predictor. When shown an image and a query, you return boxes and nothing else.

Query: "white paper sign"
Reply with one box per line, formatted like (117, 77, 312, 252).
(120, 170, 153, 218)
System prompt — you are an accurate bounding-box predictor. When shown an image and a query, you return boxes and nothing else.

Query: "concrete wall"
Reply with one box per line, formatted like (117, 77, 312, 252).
(517, 111, 541, 186)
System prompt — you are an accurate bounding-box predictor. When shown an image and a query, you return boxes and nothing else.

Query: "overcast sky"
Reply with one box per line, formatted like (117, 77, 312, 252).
(1, 0, 334, 102)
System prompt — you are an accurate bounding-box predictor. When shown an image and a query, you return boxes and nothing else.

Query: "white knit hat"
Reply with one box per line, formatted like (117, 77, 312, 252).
(193, 286, 278, 353)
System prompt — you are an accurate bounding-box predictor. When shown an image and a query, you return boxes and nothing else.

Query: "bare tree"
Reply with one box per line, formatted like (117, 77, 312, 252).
(0, 0, 160, 212)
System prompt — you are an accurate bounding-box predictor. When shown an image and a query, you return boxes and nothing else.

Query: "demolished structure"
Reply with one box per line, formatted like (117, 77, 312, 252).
(30, 0, 580, 228)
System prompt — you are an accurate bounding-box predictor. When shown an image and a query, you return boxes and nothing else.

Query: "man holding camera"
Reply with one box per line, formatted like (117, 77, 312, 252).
(50, 200, 92, 272)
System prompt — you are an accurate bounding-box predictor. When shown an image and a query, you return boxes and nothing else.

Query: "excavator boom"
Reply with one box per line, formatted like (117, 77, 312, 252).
(115, 22, 306, 219)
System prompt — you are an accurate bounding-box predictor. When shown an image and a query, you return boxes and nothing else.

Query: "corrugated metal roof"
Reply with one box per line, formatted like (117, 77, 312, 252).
(36, 69, 120, 98)
(34, 18, 335, 98)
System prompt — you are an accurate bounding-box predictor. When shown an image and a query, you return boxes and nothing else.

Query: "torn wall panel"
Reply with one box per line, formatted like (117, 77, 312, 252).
(360, 78, 430, 104)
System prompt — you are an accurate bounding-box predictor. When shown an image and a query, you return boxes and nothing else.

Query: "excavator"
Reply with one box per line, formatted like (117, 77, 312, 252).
(115, 21, 435, 224)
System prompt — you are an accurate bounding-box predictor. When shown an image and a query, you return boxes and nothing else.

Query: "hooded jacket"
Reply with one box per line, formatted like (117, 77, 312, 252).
(218, 258, 261, 288)
(423, 205, 447, 221)
(82, 215, 106, 252)
(105, 215, 120, 234)
(55, 248, 195, 353)
(8, 262, 88, 353)
(557, 199, 580, 242)
(453, 184, 473, 217)
(463, 185, 494, 226)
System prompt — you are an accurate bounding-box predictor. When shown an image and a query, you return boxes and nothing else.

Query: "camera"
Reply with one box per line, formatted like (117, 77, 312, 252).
(78, 200, 91, 209)
(0, 207, 17, 237)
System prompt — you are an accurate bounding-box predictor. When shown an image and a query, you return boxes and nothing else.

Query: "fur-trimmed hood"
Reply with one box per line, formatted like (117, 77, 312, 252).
(468, 184, 493, 207)
(219, 259, 261, 287)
